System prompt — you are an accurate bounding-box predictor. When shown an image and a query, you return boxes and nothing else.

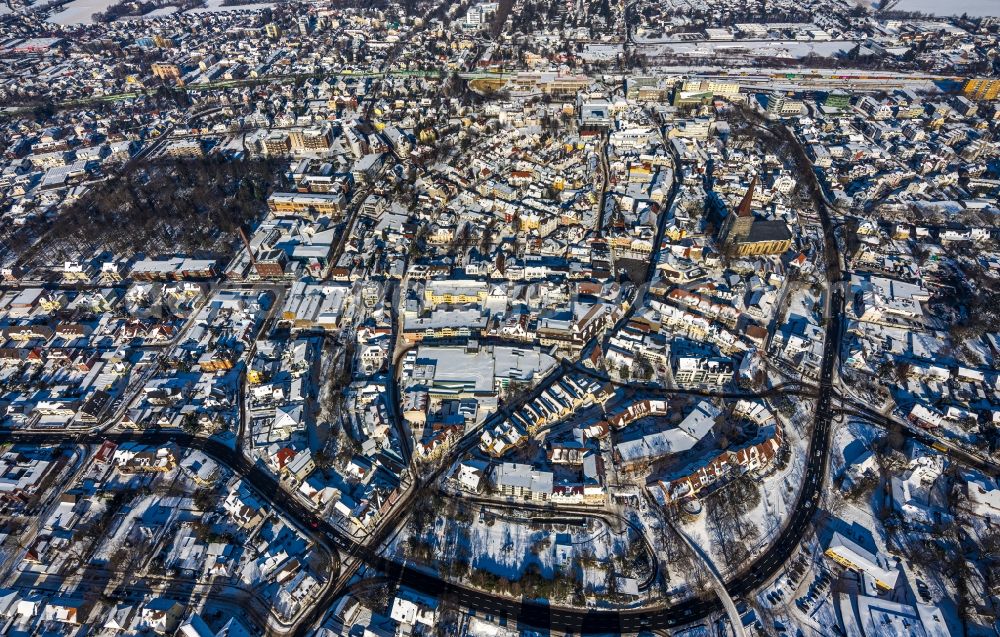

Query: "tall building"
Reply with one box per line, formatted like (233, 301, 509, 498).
(764, 92, 804, 117)
(289, 127, 333, 152)
(265, 22, 281, 39)
(297, 16, 312, 35)
(963, 78, 1000, 101)
(262, 132, 290, 156)
(465, 2, 498, 26)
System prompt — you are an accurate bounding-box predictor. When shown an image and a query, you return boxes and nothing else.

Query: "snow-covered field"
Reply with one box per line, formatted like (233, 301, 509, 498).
(47, 0, 119, 25)
(186, 0, 274, 14)
(118, 5, 179, 19)
(48, 0, 273, 23)
(468, 516, 620, 580)
(893, 0, 1000, 15)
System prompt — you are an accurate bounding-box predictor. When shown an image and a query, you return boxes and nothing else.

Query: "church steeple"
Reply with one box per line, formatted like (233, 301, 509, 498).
(719, 174, 758, 249)
(736, 174, 758, 218)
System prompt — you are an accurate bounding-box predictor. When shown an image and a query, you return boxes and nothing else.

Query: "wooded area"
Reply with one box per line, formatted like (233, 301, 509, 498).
(42, 157, 281, 263)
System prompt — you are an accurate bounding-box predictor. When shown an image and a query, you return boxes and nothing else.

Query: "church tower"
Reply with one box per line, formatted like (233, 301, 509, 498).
(719, 175, 757, 249)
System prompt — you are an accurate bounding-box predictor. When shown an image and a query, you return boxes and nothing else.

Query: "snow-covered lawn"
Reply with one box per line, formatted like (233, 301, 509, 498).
(889, 0, 1000, 15)
(466, 517, 617, 580)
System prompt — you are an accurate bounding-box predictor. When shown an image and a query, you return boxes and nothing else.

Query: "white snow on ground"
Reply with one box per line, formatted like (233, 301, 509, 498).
(807, 594, 838, 633)
(388, 513, 630, 590)
(470, 516, 623, 580)
(47, 0, 118, 24)
(893, 0, 1000, 15)
(785, 288, 821, 326)
(142, 5, 177, 15)
(467, 617, 519, 637)
(675, 396, 813, 577)
(830, 418, 881, 479)
(118, 5, 179, 19)
(833, 494, 892, 559)
(91, 494, 156, 563)
(579, 44, 624, 62)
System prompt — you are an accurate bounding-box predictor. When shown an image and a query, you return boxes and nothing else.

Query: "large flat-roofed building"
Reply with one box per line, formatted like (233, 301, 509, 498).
(131, 257, 216, 281)
(289, 127, 333, 152)
(413, 345, 495, 399)
(151, 62, 182, 80)
(162, 140, 204, 158)
(492, 462, 553, 501)
(963, 78, 1000, 101)
(267, 192, 345, 217)
(506, 72, 589, 97)
(280, 282, 349, 331)
(403, 307, 487, 343)
(262, 132, 290, 156)
(0, 451, 57, 503)
(413, 344, 556, 401)
(673, 357, 734, 386)
(841, 595, 954, 637)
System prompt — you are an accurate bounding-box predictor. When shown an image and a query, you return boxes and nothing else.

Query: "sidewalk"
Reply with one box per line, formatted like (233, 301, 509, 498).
(670, 521, 747, 637)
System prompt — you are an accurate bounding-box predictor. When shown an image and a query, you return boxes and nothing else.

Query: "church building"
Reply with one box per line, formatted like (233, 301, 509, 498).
(718, 176, 793, 256)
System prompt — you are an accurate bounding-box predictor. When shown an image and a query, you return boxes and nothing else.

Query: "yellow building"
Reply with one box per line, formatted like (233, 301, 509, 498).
(824, 532, 899, 590)
(289, 127, 332, 152)
(963, 78, 1000, 101)
(199, 355, 234, 372)
(267, 192, 345, 217)
(423, 280, 488, 307)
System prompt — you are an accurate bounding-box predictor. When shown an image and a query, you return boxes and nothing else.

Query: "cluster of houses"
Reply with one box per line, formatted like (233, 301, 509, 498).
(3, 440, 326, 636)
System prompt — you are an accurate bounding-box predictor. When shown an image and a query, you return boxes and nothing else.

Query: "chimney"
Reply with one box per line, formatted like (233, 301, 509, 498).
(239, 227, 256, 264)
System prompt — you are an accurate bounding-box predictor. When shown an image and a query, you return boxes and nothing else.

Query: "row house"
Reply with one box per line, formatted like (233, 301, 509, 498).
(650, 422, 783, 503)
